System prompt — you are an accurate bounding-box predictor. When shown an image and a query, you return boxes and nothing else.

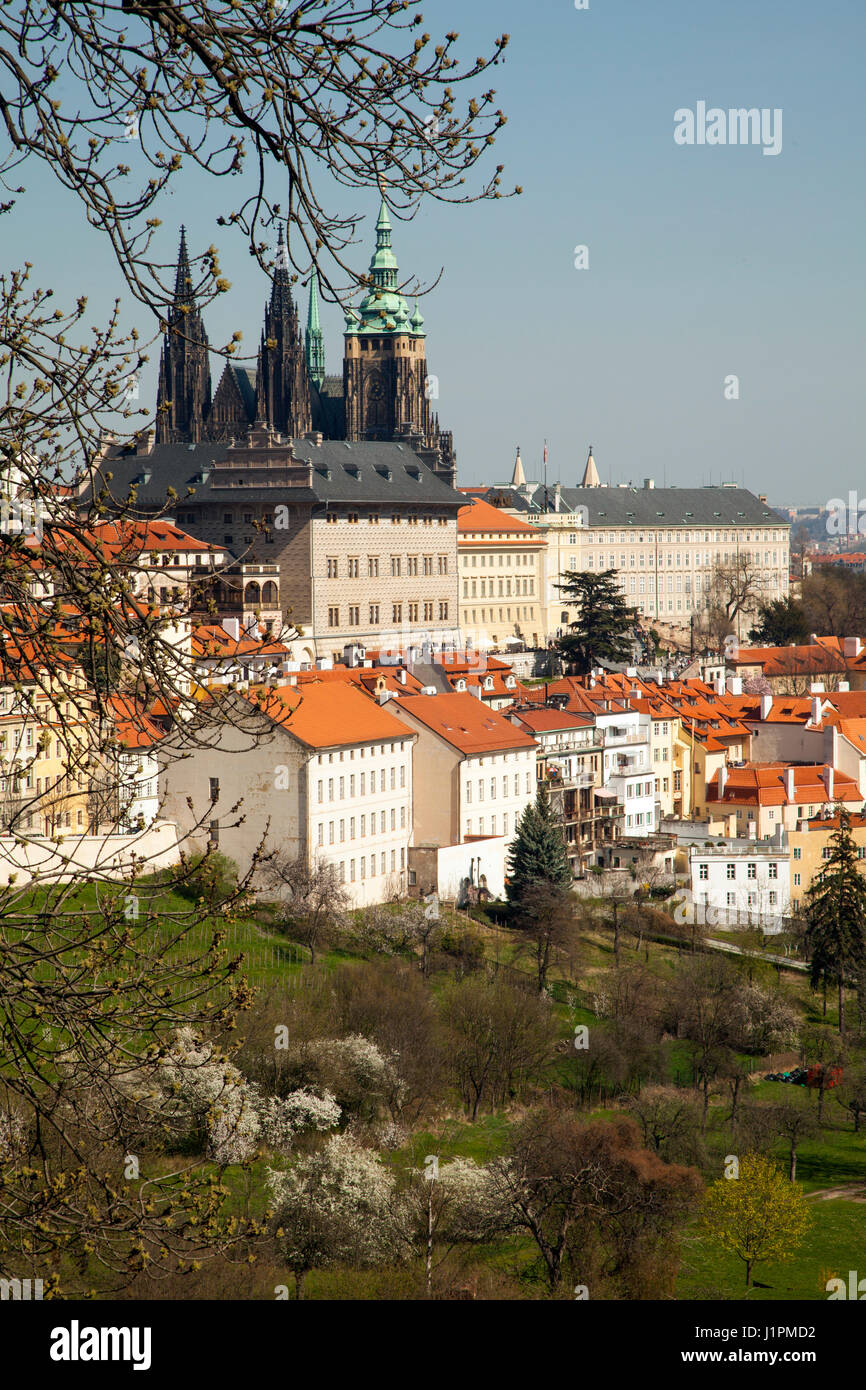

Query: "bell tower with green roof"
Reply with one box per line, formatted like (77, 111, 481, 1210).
(343, 193, 454, 484)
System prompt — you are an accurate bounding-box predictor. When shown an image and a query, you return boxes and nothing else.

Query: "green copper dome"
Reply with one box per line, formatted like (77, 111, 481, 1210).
(347, 195, 424, 336)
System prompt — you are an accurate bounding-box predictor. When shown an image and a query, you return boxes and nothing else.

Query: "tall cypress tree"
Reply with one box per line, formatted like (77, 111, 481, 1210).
(506, 790, 572, 904)
(554, 569, 637, 674)
(804, 808, 866, 1035)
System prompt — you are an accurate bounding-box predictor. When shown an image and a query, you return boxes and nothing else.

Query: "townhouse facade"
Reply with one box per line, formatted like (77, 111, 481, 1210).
(508, 706, 615, 873)
(160, 680, 416, 907)
(475, 471, 790, 639)
(688, 835, 791, 932)
(457, 498, 547, 651)
(387, 691, 537, 848)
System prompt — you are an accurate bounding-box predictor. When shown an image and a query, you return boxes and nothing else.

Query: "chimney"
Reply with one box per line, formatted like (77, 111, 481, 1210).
(643, 478, 655, 489)
(758, 494, 767, 504)
(838, 680, 850, 691)
(784, 767, 795, 801)
(843, 636, 862, 659)
(760, 693, 773, 719)
(223, 617, 240, 642)
(824, 765, 835, 801)
(718, 765, 728, 795)
(714, 675, 725, 696)
(377, 688, 393, 705)
(726, 675, 742, 696)
(811, 695, 822, 725)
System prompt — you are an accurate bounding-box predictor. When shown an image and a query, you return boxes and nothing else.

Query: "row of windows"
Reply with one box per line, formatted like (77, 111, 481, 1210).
(317, 806, 407, 843)
(584, 550, 781, 570)
(625, 781, 654, 798)
(574, 529, 786, 545)
(721, 890, 779, 906)
(698, 861, 781, 880)
(316, 743, 406, 763)
(465, 813, 511, 836)
(464, 578, 534, 598)
(327, 555, 449, 578)
(463, 607, 535, 625)
(325, 513, 449, 526)
(589, 571, 782, 597)
(461, 552, 535, 567)
(318, 767, 406, 801)
(625, 812, 653, 827)
(335, 848, 403, 882)
(328, 602, 449, 626)
(466, 773, 531, 802)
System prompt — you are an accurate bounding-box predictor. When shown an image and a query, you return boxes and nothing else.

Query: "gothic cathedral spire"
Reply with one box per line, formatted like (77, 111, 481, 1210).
(255, 228, 312, 438)
(305, 268, 326, 390)
(155, 227, 212, 443)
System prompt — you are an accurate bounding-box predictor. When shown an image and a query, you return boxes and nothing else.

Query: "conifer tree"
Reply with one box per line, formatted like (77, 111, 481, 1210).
(554, 570, 637, 674)
(804, 808, 866, 1035)
(506, 791, 572, 905)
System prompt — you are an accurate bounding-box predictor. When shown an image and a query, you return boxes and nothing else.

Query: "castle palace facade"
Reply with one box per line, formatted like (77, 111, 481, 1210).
(155, 199, 456, 488)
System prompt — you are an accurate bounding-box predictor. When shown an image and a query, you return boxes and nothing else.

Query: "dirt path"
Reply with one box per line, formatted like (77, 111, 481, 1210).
(806, 1184, 866, 1202)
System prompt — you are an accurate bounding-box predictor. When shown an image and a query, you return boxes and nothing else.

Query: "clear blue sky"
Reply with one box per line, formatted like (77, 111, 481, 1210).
(6, 0, 864, 506)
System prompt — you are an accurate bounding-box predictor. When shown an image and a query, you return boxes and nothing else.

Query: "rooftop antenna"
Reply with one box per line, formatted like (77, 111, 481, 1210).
(543, 439, 548, 513)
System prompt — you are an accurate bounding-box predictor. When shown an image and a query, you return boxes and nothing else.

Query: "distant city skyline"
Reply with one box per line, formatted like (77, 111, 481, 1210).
(5, 0, 863, 508)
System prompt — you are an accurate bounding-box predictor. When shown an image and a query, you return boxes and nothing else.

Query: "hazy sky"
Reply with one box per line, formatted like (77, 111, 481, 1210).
(6, 0, 864, 507)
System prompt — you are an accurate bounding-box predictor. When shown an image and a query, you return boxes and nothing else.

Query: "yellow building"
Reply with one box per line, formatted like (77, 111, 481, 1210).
(458, 498, 547, 651)
(789, 813, 866, 909)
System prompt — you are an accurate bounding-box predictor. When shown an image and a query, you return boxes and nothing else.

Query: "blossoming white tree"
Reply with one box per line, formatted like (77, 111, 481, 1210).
(267, 1134, 401, 1299)
(137, 1027, 341, 1165)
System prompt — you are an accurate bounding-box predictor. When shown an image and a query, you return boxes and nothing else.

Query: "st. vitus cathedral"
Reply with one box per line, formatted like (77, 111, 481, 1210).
(155, 198, 456, 485)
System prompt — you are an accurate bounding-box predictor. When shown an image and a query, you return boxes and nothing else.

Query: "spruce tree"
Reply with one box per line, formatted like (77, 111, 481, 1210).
(506, 791, 572, 904)
(804, 808, 866, 1035)
(554, 569, 637, 674)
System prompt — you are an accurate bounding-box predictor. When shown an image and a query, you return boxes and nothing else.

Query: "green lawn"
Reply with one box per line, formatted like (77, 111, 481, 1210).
(678, 1198, 865, 1301)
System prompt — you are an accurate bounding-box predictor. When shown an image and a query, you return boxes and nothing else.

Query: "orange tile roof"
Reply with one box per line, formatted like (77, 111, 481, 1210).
(191, 624, 290, 659)
(104, 694, 166, 749)
(250, 681, 413, 750)
(832, 718, 866, 754)
(390, 691, 538, 755)
(293, 666, 425, 697)
(734, 636, 866, 677)
(708, 762, 861, 807)
(85, 520, 220, 556)
(458, 498, 542, 539)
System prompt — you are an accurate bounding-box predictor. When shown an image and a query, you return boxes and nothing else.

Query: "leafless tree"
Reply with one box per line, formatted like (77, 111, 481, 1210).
(267, 853, 350, 963)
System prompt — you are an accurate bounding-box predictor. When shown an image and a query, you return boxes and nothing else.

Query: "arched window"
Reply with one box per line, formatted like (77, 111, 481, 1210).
(365, 372, 387, 428)
(244, 581, 261, 605)
(261, 581, 278, 605)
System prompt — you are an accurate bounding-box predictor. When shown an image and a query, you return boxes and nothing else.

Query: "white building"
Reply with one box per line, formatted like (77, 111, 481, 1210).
(594, 706, 656, 836)
(687, 833, 791, 932)
(160, 679, 415, 907)
(387, 691, 538, 849)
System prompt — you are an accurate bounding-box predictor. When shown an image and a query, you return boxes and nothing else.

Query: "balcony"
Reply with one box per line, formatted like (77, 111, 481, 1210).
(603, 728, 647, 748)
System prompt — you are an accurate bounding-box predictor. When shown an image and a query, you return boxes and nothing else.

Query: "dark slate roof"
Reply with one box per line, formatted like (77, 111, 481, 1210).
(290, 439, 463, 506)
(558, 486, 787, 527)
(85, 438, 462, 511)
(475, 485, 787, 528)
